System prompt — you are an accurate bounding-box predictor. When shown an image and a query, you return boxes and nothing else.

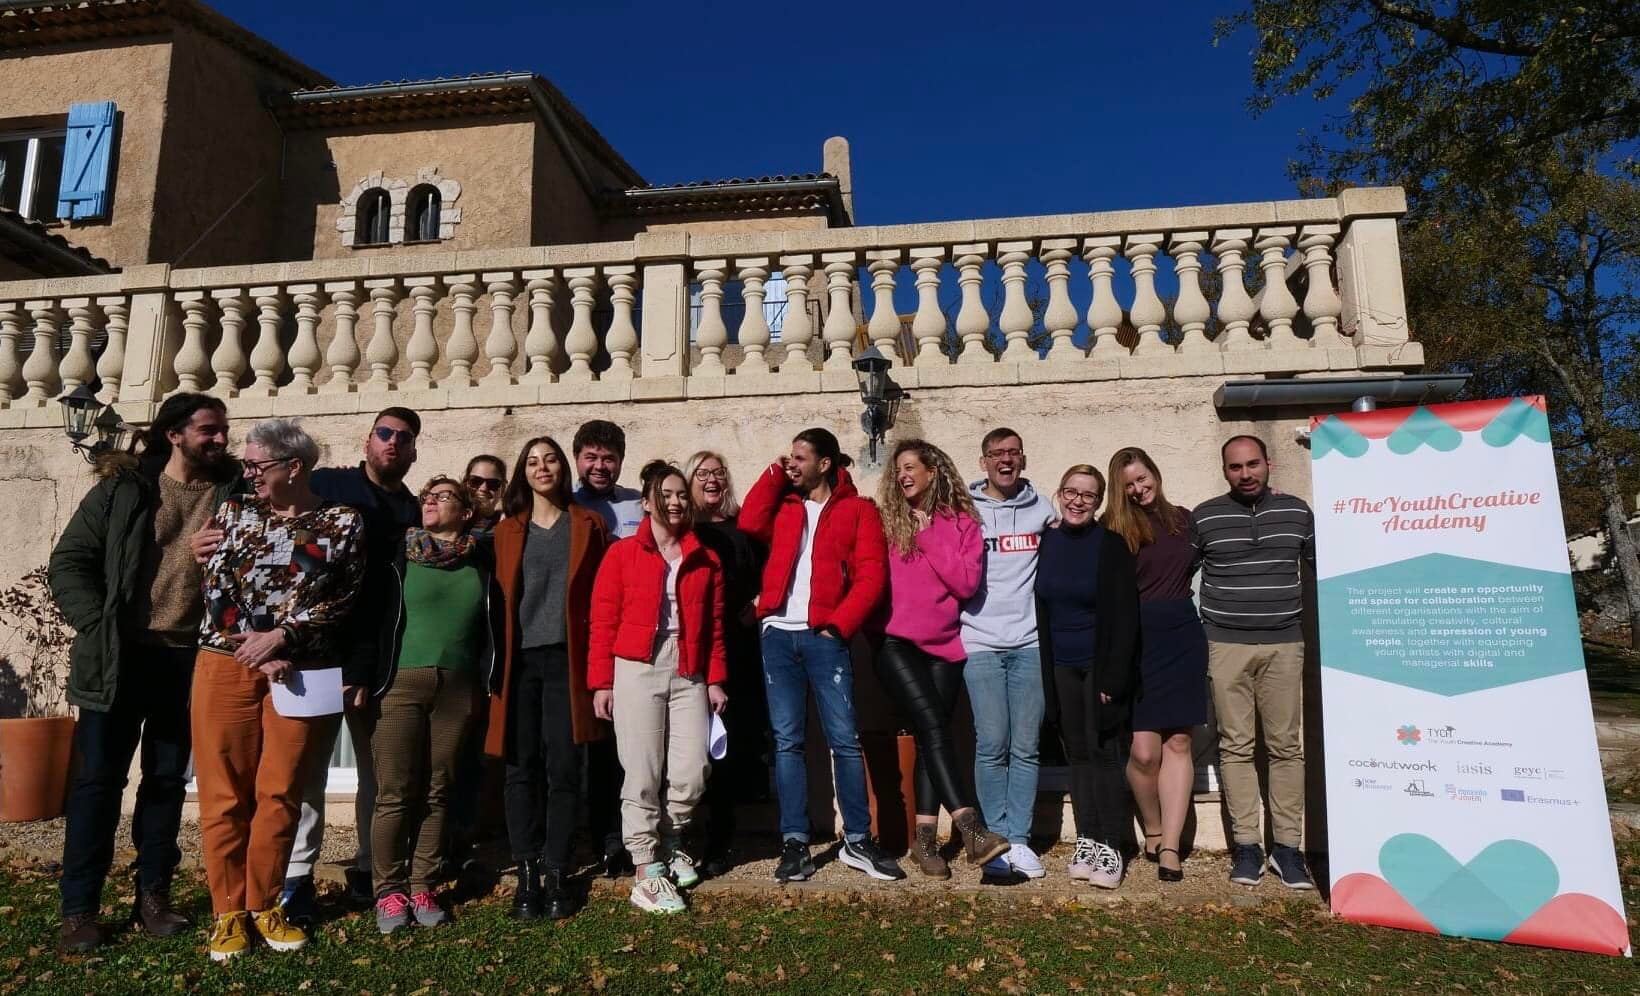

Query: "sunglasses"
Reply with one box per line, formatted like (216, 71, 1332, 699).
(465, 475, 504, 492)
(373, 426, 416, 446)
(421, 491, 466, 506)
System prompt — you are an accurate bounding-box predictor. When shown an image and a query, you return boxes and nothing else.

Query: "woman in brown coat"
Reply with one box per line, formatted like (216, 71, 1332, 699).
(485, 435, 609, 921)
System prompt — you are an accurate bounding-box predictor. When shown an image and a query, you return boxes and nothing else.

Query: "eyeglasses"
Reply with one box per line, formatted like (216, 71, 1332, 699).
(693, 468, 727, 480)
(242, 457, 292, 478)
(985, 447, 1024, 460)
(1059, 487, 1103, 506)
(373, 426, 416, 446)
(464, 475, 504, 492)
(421, 491, 465, 506)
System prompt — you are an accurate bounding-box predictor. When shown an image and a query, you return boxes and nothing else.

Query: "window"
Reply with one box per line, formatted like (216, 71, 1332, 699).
(0, 130, 67, 222)
(355, 188, 391, 246)
(407, 184, 440, 242)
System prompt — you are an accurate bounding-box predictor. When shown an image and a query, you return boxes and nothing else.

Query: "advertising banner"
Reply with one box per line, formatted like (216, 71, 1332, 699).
(1309, 396, 1630, 956)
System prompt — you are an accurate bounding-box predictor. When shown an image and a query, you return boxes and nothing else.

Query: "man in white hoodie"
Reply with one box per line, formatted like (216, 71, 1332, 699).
(959, 428, 1058, 879)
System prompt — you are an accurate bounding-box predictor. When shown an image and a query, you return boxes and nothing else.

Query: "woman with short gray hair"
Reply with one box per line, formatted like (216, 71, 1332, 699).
(192, 418, 366, 963)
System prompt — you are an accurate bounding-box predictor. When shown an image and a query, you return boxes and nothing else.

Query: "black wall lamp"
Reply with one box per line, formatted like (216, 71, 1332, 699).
(58, 385, 134, 463)
(852, 346, 907, 463)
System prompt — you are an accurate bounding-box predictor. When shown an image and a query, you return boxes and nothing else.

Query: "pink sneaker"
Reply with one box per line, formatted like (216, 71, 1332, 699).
(375, 892, 411, 934)
(1067, 838, 1097, 881)
(411, 891, 449, 927)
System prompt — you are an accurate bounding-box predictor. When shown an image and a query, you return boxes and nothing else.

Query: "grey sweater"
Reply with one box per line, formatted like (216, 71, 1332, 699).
(1191, 489, 1314, 644)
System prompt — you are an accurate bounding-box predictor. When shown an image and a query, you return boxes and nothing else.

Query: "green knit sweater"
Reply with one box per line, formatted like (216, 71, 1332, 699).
(398, 561, 486, 672)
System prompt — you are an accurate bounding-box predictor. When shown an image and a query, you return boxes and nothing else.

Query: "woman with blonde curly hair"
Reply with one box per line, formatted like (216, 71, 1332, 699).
(875, 439, 1009, 878)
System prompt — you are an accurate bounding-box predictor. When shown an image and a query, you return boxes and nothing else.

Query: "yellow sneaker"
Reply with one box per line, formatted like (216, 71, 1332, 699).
(252, 905, 307, 953)
(208, 912, 252, 963)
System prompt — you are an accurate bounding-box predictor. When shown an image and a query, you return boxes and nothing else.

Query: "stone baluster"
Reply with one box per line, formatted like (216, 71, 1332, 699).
(1299, 226, 1346, 347)
(1255, 228, 1300, 349)
(482, 272, 519, 385)
(864, 251, 902, 366)
(442, 276, 479, 388)
(997, 242, 1037, 362)
(245, 288, 287, 396)
(362, 280, 400, 390)
(777, 258, 814, 375)
(604, 267, 638, 380)
(1168, 234, 1212, 352)
(909, 250, 946, 366)
(287, 285, 323, 393)
(321, 283, 361, 393)
(1083, 238, 1123, 355)
(521, 271, 558, 383)
(208, 290, 248, 397)
(403, 278, 440, 390)
(1212, 230, 1257, 350)
(1125, 236, 1168, 355)
(736, 260, 772, 374)
(1040, 241, 1080, 360)
(820, 255, 857, 370)
(59, 298, 98, 393)
(693, 263, 729, 376)
(561, 269, 599, 382)
(95, 296, 129, 403)
(953, 247, 990, 364)
(0, 303, 23, 402)
(172, 294, 211, 394)
(22, 301, 61, 402)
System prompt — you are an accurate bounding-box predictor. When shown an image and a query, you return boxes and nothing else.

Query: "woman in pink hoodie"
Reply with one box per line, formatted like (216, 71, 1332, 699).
(875, 439, 1010, 878)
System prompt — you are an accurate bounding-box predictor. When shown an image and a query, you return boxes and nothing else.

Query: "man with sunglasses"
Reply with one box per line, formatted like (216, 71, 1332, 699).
(281, 407, 422, 921)
(462, 455, 508, 538)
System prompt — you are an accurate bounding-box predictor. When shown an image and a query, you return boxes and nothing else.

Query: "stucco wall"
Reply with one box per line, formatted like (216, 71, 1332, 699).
(0, 39, 174, 268)
(531, 122, 602, 245)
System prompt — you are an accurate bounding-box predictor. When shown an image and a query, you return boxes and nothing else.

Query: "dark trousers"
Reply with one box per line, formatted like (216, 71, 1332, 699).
(875, 637, 976, 818)
(502, 646, 580, 870)
(1054, 666, 1136, 852)
(586, 738, 624, 855)
(702, 631, 770, 855)
(59, 646, 194, 916)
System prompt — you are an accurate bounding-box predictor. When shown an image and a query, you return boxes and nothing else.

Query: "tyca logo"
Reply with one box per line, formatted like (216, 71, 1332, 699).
(983, 534, 1040, 554)
(1396, 724, 1421, 746)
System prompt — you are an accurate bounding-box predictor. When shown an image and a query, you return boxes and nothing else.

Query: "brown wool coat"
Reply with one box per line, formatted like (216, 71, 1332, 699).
(483, 505, 610, 757)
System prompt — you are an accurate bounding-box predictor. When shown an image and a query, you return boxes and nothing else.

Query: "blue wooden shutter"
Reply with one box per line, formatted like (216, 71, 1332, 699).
(57, 101, 116, 221)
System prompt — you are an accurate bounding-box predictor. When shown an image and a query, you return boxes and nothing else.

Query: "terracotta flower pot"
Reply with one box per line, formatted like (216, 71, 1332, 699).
(0, 715, 76, 822)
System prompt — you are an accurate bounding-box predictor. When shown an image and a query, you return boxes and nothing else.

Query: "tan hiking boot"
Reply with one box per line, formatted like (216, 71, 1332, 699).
(913, 824, 951, 879)
(954, 811, 1010, 866)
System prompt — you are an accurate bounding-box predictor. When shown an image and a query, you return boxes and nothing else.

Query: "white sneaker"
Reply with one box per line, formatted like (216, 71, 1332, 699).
(630, 865, 686, 914)
(1087, 842, 1124, 890)
(1067, 838, 1098, 881)
(669, 849, 700, 889)
(1007, 843, 1046, 879)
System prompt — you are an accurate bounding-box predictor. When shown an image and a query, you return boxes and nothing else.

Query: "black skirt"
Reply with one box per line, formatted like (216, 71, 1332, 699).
(1132, 597, 1208, 732)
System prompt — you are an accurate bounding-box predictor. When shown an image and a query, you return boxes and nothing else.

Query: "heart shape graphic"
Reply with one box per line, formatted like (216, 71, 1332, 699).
(1386, 407, 1464, 455)
(1479, 397, 1552, 448)
(1309, 416, 1370, 459)
(1379, 834, 1559, 940)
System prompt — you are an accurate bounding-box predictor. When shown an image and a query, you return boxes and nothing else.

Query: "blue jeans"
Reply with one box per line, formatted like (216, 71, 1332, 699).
(963, 647, 1044, 845)
(760, 627, 871, 844)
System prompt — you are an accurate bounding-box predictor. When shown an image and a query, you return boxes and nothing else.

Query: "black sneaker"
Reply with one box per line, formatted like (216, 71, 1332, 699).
(774, 840, 816, 882)
(1228, 844, 1265, 887)
(1268, 845, 1315, 890)
(279, 875, 319, 926)
(344, 867, 374, 907)
(839, 838, 907, 882)
(602, 845, 636, 880)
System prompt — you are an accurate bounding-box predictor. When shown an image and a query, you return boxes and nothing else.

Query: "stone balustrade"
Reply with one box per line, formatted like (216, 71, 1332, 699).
(0, 187, 1418, 428)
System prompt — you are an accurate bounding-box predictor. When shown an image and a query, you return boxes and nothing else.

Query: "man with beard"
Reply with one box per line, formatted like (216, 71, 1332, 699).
(48, 393, 240, 953)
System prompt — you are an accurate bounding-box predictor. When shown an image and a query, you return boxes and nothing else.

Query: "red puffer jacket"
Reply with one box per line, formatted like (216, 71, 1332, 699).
(588, 519, 727, 690)
(737, 463, 887, 639)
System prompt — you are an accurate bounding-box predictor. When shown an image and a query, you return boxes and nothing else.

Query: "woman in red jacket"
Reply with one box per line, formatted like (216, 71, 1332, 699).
(590, 460, 727, 914)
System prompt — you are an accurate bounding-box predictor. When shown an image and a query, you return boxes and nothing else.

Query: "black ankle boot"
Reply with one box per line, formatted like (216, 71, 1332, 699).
(510, 859, 543, 921)
(542, 866, 579, 920)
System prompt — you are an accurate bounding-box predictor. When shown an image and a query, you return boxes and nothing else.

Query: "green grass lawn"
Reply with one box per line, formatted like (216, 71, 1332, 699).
(1, 844, 1635, 996)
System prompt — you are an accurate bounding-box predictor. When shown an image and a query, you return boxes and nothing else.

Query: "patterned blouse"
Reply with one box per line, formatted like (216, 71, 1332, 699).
(198, 496, 367, 663)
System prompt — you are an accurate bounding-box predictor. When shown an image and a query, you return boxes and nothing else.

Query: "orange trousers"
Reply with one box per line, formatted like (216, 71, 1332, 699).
(190, 650, 321, 915)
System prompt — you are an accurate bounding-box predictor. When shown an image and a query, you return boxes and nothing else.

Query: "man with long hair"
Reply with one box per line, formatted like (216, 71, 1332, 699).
(49, 393, 238, 952)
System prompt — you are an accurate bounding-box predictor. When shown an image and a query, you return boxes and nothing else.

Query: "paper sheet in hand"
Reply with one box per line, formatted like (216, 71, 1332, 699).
(270, 666, 344, 718)
(708, 712, 728, 761)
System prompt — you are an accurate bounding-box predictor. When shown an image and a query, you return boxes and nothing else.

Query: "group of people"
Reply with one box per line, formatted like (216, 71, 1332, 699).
(46, 394, 1316, 964)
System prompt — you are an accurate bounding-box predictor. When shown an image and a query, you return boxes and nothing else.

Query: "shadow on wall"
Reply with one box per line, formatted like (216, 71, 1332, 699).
(0, 658, 29, 720)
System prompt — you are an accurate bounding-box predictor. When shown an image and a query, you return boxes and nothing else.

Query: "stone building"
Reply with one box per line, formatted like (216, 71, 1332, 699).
(1, 1, 1433, 843)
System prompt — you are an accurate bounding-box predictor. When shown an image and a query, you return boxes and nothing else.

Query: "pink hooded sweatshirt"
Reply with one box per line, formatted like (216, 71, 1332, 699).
(886, 509, 985, 661)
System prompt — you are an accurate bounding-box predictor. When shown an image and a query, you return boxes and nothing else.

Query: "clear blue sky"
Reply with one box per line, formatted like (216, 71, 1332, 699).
(214, 0, 1319, 225)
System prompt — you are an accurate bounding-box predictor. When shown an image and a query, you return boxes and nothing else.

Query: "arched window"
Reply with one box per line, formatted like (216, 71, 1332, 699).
(407, 184, 441, 242)
(355, 188, 390, 246)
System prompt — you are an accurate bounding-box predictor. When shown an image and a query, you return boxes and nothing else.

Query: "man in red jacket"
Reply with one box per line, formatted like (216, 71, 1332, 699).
(738, 427, 904, 883)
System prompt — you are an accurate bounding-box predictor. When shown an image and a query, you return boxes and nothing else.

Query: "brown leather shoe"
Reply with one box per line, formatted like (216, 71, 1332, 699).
(133, 889, 190, 937)
(58, 913, 104, 954)
(954, 811, 1011, 866)
(912, 824, 950, 879)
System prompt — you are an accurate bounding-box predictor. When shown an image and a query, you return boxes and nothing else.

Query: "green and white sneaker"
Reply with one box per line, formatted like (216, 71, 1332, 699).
(667, 845, 701, 889)
(630, 864, 686, 914)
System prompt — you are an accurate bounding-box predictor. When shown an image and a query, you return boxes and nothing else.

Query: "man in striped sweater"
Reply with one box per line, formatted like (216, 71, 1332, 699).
(1192, 435, 1315, 891)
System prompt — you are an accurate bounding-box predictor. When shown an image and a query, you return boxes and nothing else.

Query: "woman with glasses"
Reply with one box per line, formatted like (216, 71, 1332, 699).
(682, 451, 768, 877)
(462, 455, 508, 538)
(193, 419, 364, 962)
(1035, 465, 1140, 890)
(1104, 447, 1206, 883)
(368, 476, 502, 933)
(485, 436, 609, 921)
(875, 439, 1010, 878)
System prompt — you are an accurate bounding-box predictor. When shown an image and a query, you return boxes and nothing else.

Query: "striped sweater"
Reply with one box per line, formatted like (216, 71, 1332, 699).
(1190, 489, 1314, 644)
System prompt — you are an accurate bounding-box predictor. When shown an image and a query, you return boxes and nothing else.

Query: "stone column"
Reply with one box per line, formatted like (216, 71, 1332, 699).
(1254, 228, 1300, 350)
(865, 251, 903, 366)
(1212, 230, 1257, 351)
(321, 283, 361, 394)
(1125, 235, 1167, 355)
(287, 285, 324, 394)
(736, 259, 772, 374)
(909, 249, 946, 366)
(521, 270, 558, 384)
(95, 297, 130, 404)
(1299, 225, 1345, 349)
(58, 297, 98, 393)
(443, 275, 479, 388)
(22, 301, 61, 402)
(693, 263, 729, 376)
(1084, 238, 1123, 356)
(244, 288, 287, 397)
(1168, 234, 1211, 353)
(0, 303, 21, 403)
(561, 269, 599, 382)
(820, 255, 857, 371)
(481, 273, 519, 386)
(171, 293, 211, 395)
(210, 290, 248, 398)
(604, 267, 638, 380)
(362, 280, 400, 391)
(1040, 241, 1079, 361)
(778, 257, 815, 375)
(954, 246, 989, 364)
(997, 242, 1035, 363)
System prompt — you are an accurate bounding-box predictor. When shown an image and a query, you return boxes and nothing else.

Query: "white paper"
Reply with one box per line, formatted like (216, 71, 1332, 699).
(270, 666, 344, 718)
(708, 712, 728, 761)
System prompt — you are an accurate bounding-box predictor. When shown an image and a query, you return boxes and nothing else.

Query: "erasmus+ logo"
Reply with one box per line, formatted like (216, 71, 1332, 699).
(1396, 725, 1422, 746)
